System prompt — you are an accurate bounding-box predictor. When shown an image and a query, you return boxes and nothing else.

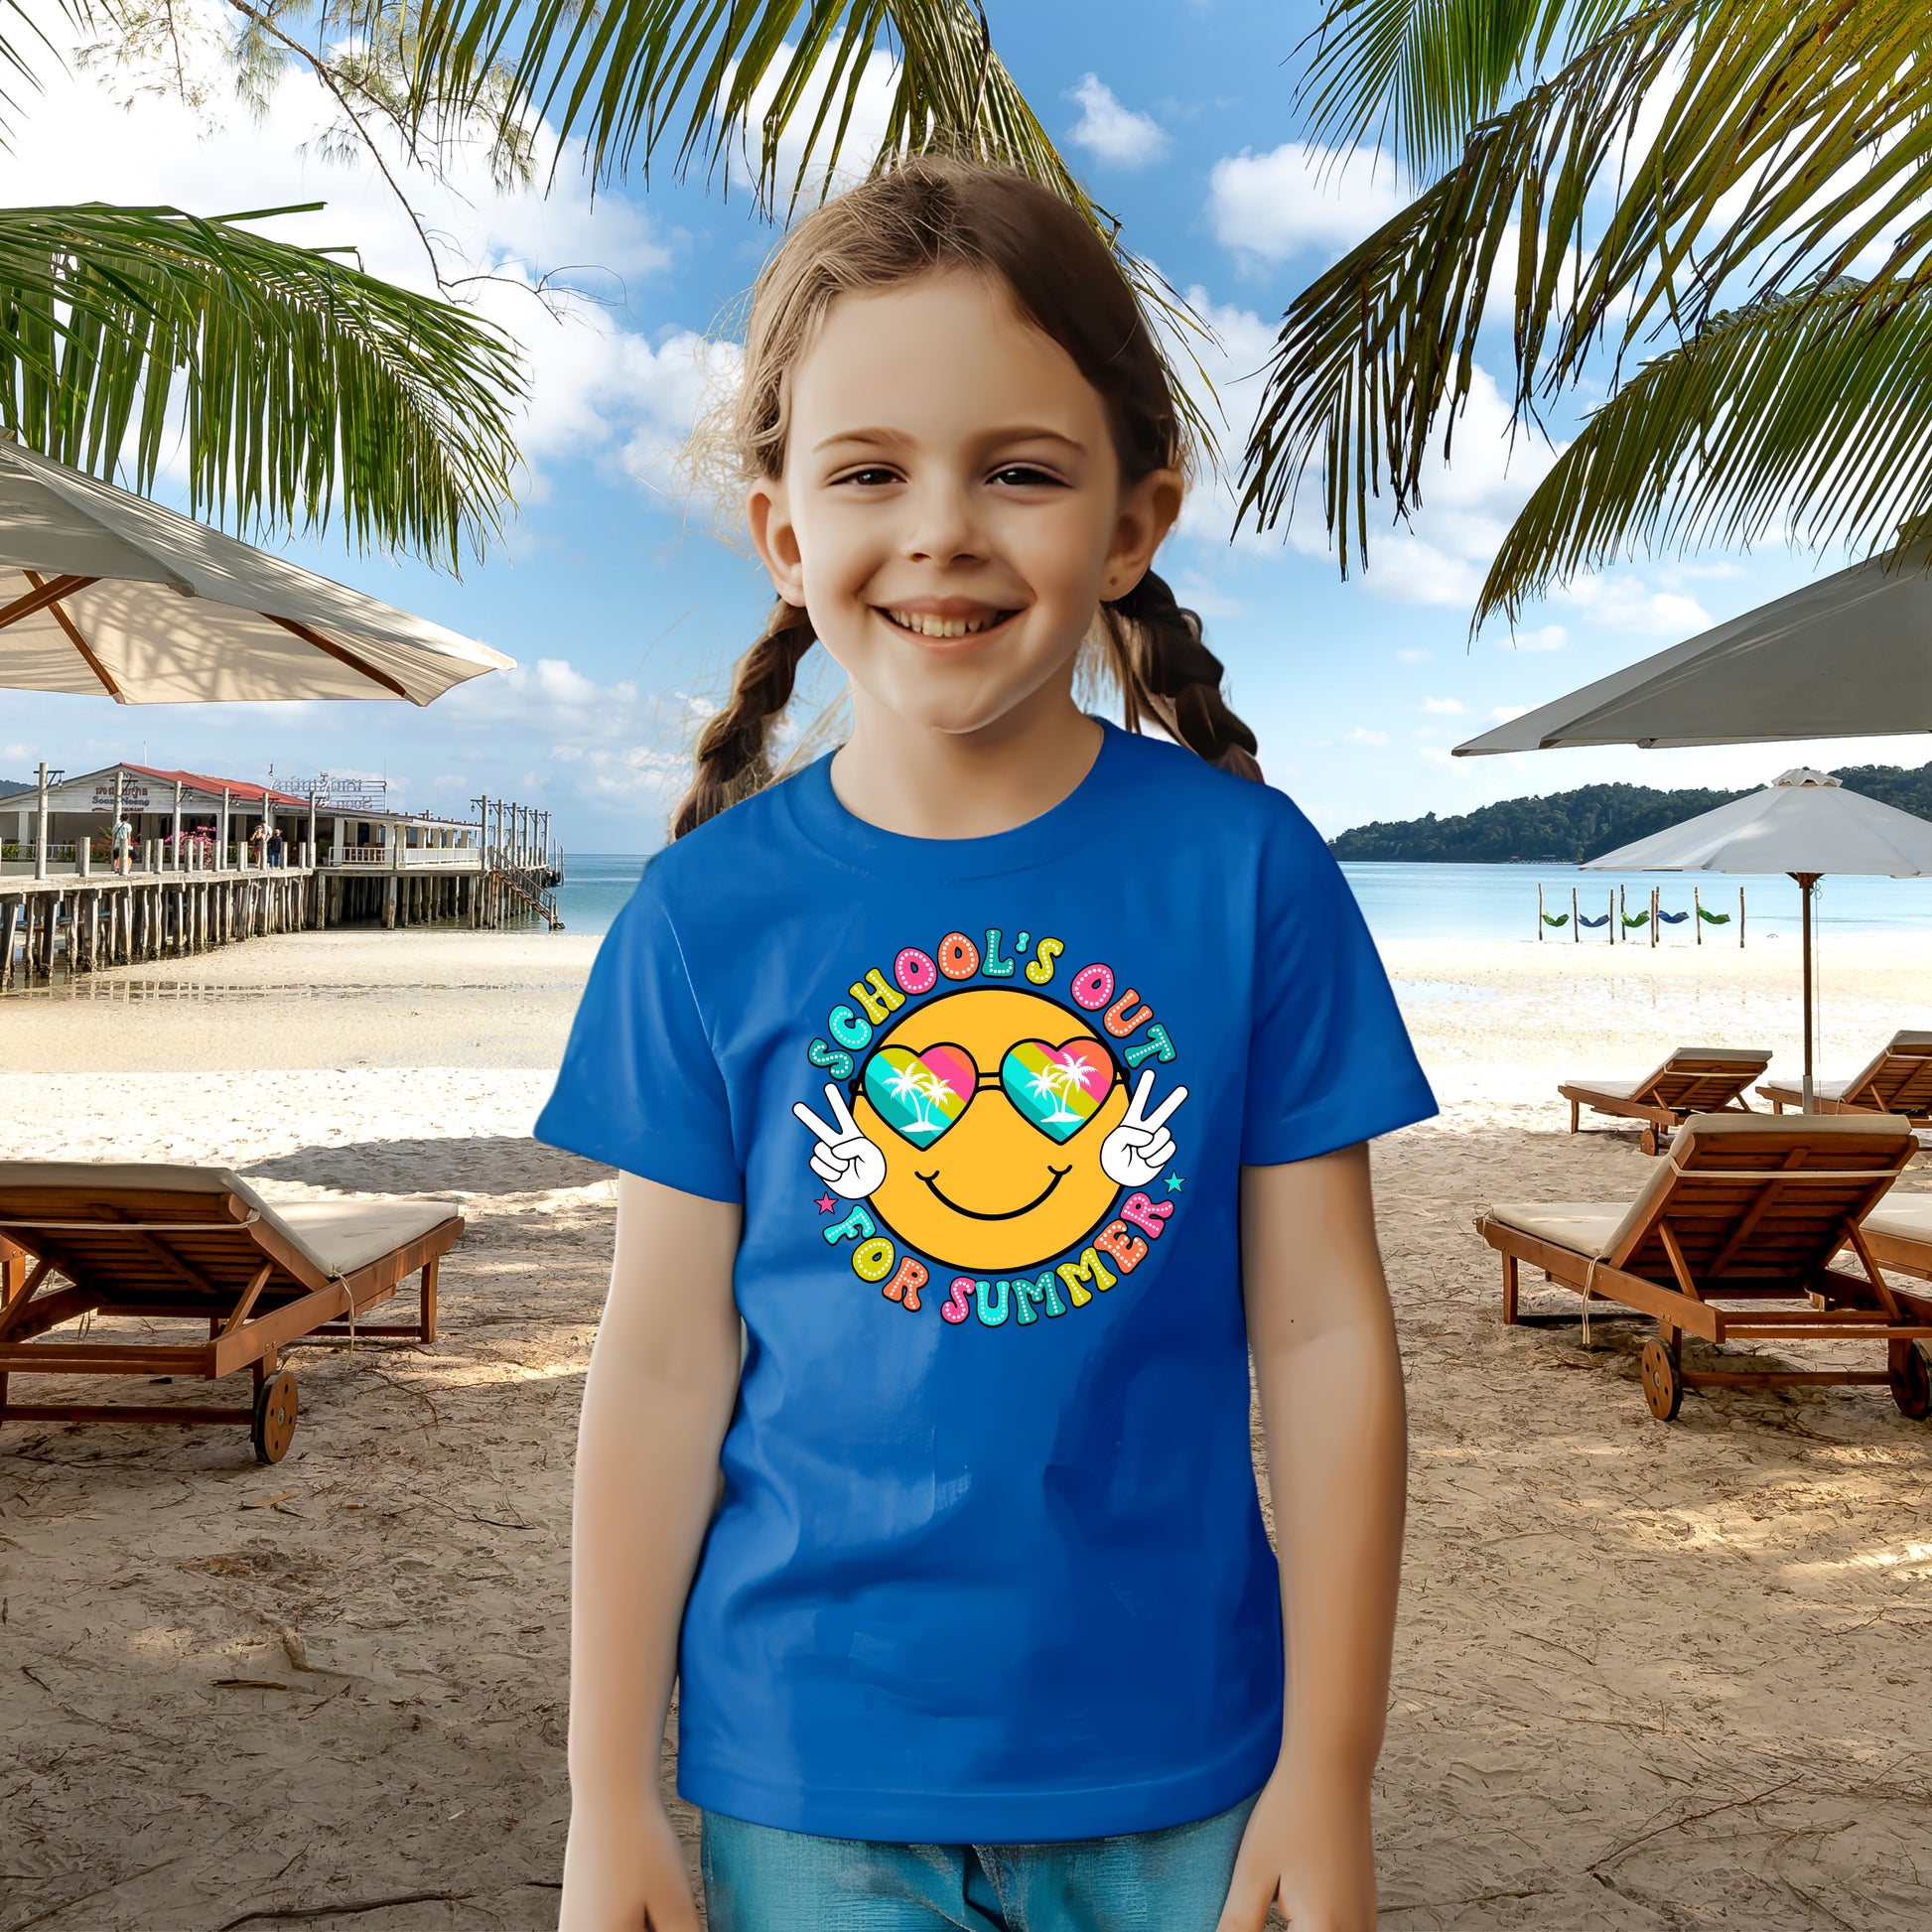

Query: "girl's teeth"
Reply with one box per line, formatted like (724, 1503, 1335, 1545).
(889, 609, 1000, 638)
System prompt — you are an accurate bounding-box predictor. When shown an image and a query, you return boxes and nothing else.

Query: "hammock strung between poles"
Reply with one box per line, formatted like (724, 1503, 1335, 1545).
(1621, 910, 1651, 929)
(1697, 905, 1732, 924)
(1657, 909, 1690, 924)
(1541, 911, 1571, 926)
(1579, 912, 1610, 928)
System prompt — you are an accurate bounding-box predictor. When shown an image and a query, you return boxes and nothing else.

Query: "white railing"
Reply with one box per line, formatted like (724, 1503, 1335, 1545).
(324, 844, 481, 870)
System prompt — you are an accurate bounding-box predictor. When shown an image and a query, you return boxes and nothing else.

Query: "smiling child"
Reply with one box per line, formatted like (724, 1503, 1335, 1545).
(535, 158, 1436, 1932)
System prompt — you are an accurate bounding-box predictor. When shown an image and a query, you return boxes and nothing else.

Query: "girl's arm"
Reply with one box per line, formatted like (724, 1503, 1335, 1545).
(560, 1172, 744, 1932)
(1217, 1143, 1408, 1932)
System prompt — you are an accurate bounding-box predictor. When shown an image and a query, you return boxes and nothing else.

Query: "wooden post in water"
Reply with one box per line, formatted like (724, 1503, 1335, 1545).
(1650, 885, 1659, 947)
(1739, 887, 1746, 948)
(1537, 882, 1545, 940)
(1571, 885, 1580, 941)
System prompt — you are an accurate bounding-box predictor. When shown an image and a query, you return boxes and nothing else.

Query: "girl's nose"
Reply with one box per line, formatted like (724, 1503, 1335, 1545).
(899, 478, 985, 564)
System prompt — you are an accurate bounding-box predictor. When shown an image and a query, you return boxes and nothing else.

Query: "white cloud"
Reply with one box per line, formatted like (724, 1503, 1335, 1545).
(1491, 705, 1532, 723)
(443, 657, 711, 806)
(1419, 695, 1466, 716)
(1394, 647, 1433, 664)
(1344, 727, 1389, 747)
(1066, 74, 1170, 170)
(1208, 143, 1409, 264)
(1551, 574, 1710, 637)
(1501, 623, 1569, 652)
(741, 44, 898, 201)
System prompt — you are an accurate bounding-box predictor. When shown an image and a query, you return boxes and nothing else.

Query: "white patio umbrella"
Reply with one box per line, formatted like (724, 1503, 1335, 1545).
(1586, 769, 1932, 1109)
(1452, 535, 1932, 757)
(0, 437, 511, 704)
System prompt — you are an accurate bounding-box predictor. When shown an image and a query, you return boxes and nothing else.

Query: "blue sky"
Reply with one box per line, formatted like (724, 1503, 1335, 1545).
(1, 1, 1918, 850)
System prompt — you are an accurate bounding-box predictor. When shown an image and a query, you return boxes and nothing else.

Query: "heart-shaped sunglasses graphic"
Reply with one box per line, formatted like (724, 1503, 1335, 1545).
(863, 1044, 978, 1145)
(999, 1038, 1114, 1142)
(863, 1037, 1117, 1146)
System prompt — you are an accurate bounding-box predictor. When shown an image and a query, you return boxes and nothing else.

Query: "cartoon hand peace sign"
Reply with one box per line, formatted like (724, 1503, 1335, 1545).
(791, 1082, 888, 1199)
(1100, 1069, 1188, 1189)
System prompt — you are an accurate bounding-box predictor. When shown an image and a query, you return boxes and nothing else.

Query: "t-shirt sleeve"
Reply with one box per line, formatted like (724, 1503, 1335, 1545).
(1240, 802, 1438, 1167)
(532, 870, 742, 1202)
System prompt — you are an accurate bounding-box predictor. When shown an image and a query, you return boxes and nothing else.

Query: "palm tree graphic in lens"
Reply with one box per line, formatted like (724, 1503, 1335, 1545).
(883, 1058, 958, 1142)
(1025, 1048, 1102, 1130)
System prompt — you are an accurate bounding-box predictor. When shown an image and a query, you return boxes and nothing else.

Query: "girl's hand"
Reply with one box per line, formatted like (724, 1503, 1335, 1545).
(558, 1797, 699, 1931)
(1215, 1762, 1377, 1932)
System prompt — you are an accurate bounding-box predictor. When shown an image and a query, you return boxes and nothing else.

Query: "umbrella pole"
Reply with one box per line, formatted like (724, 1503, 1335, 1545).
(1794, 872, 1819, 1111)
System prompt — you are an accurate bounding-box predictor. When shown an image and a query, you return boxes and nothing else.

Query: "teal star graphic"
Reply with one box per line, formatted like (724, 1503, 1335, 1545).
(1165, 1171, 1185, 1194)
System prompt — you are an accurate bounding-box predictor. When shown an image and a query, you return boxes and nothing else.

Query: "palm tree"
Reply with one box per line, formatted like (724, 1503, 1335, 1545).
(1234, 0, 1932, 634)
(401, 0, 1214, 444)
(0, 11, 523, 568)
(0, 202, 522, 567)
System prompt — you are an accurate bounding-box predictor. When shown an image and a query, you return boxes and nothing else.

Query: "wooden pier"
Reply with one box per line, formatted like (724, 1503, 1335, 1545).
(2, 812, 561, 992)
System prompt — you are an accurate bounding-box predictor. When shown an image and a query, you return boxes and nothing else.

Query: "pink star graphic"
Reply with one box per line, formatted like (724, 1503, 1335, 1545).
(815, 1193, 837, 1213)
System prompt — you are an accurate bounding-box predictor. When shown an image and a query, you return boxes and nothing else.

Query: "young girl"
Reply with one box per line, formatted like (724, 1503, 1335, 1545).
(537, 158, 1435, 1932)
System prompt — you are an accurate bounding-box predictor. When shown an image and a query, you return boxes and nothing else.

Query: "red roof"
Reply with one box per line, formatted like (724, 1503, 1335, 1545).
(121, 763, 309, 808)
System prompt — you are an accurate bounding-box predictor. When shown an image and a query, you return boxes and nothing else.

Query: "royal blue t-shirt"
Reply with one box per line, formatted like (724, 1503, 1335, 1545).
(534, 719, 1436, 1843)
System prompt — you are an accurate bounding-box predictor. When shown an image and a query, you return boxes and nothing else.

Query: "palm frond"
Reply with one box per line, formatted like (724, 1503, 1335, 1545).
(1242, 0, 1932, 574)
(1298, 0, 1634, 175)
(0, 203, 524, 567)
(406, 0, 1221, 458)
(1475, 279, 1932, 629)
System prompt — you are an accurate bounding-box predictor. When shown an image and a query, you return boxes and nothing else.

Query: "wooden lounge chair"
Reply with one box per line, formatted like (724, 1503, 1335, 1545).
(1756, 1031, 1932, 1123)
(1473, 1113, 1932, 1422)
(0, 1164, 462, 1462)
(1559, 1045, 1772, 1154)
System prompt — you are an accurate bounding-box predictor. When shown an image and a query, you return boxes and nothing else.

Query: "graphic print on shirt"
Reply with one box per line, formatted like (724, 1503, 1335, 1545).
(791, 928, 1185, 1330)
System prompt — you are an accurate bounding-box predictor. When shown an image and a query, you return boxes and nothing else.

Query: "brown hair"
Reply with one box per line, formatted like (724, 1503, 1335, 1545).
(671, 156, 1261, 839)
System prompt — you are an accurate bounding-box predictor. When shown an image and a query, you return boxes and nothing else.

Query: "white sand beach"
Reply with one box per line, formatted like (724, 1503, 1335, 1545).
(3, 928, 1930, 1929)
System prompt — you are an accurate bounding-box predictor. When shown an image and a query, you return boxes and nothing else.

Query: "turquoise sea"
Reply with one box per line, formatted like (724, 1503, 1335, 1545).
(556, 854, 1932, 944)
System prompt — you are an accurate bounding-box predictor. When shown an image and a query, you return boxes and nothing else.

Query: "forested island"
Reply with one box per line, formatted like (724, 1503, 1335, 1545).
(1328, 760, 1932, 864)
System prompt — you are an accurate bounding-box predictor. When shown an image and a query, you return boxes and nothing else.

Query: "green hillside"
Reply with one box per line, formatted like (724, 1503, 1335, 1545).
(1328, 762, 1932, 863)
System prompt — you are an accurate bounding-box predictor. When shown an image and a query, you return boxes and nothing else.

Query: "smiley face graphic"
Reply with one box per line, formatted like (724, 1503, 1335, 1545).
(852, 987, 1131, 1272)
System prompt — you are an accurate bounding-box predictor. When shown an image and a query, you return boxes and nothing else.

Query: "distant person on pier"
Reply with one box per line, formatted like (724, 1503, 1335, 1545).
(268, 828, 286, 868)
(110, 815, 131, 876)
(250, 821, 268, 867)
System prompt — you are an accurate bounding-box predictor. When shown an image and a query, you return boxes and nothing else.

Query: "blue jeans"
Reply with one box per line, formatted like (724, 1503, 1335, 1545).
(701, 1793, 1259, 1931)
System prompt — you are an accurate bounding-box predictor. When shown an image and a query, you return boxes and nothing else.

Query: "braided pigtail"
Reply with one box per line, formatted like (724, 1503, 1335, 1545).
(670, 601, 817, 839)
(1100, 572, 1262, 781)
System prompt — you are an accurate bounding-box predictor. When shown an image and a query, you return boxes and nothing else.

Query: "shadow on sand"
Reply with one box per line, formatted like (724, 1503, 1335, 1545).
(241, 1136, 610, 1196)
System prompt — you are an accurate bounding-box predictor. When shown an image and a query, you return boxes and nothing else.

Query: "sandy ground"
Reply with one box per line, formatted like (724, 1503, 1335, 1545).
(2, 930, 1929, 1930)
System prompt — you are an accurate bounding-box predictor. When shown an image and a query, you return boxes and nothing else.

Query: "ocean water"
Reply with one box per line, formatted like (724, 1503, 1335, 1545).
(1337, 861, 1932, 945)
(555, 854, 1932, 944)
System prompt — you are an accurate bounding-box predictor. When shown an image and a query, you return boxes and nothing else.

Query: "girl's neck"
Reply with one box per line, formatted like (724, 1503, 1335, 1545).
(828, 694, 1104, 841)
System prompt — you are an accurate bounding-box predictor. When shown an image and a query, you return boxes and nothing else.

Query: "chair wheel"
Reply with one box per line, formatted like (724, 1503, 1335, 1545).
(1889, 1340, 1931, 1421)
(1640, 1128, 1659, 1157)
(1641, 1338, 1683, 1421)
(252, 1369, 299, 1463)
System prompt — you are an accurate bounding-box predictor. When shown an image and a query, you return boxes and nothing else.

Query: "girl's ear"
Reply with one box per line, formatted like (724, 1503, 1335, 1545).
(1099, 467, 1185, 603)
(748, 477, 808, 608)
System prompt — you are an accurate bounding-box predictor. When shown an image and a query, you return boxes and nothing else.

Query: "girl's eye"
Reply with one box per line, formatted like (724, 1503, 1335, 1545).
(836, 466, 900, 487)
(989, 465, 1064, 488)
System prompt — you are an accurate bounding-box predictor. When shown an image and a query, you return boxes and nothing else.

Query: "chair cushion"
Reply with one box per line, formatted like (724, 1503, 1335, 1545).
(1563, 1077, 1640, 1100)
(0, 1162, 455, 1282)
(1757, 1078, 1851, 1100)
(1484, 1202, 1626, 1258)
(1863, 1195, 1932, 1245)
(272, 1199, 459, 1278)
